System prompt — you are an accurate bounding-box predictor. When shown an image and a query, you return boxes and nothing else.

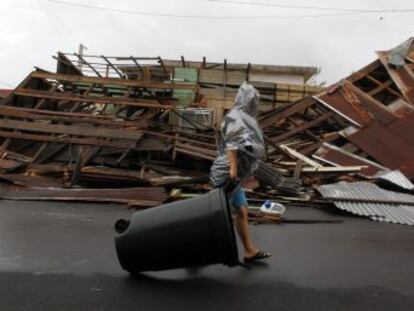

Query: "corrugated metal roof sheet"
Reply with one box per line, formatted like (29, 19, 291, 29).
(317, 182, 414, 226)
(374, 170, 414, 190)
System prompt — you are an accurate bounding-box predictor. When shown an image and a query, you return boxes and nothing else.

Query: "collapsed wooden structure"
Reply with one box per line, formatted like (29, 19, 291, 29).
(0, 37, 413, 209)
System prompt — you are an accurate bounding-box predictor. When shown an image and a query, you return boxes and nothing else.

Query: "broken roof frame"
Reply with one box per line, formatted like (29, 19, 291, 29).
(57, 52, 319, 82)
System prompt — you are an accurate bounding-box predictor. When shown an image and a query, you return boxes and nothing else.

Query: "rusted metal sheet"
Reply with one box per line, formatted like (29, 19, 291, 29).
(318, 82, 397, 127)
(313, 144, 385, 177)
(345, 122, 414, 178)
(318, 87, 369, 127)
(387, 113, 414, 147)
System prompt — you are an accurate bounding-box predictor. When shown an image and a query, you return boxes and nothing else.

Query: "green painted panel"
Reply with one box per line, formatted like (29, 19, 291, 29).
(173, 68, 198, 107)
(174, 68, 198, 83)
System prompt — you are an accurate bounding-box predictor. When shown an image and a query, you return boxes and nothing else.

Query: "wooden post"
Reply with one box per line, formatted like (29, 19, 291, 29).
(223, 59, 227, 97)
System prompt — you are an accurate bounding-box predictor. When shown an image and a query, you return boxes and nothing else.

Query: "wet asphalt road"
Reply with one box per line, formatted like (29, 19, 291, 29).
(0, 200, 413, 311)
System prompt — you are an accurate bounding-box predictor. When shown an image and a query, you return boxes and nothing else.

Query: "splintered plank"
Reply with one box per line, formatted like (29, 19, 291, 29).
(80, 166, 149, 183)
(270, 112, 335, 144)
(0, 130, 136, 149)
(0, 106, 148, 128)
(30, 71, 199, 91)
(0, 173, 63, 188)
(0, 186, 167, 205)
(0, 119, 143, 140)
(14, 88, 175, 109)
(259, 96, 316, 128)
(278, 144, 323, 168)
(0, 158, 26, 172)
(174, 142, 216, 161)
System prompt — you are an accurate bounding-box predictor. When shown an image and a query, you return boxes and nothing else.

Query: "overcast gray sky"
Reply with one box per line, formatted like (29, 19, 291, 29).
(1, 0, 413, 87)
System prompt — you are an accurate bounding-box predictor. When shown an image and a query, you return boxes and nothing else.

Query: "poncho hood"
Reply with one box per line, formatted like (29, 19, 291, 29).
(233, 82, 260, 117)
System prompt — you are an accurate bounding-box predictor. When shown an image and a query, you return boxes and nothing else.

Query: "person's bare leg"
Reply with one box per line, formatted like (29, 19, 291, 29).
(235, 206, 259, 258)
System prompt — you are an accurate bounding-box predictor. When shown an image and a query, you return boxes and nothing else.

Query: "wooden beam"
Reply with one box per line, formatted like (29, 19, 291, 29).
(70, 83, 95, 112)
(130, 56, 144, 75)
(367, 79, 394, 96)
(259, 96, 316, 128)
(0, 106, 148, 127)
(301, 166, 364, 173)
(101, 55, 123, 78)
(144, 131, 216, 148)
(223, 59, 227, 96)
(270, 112, 335, 144)
(175, 142, 216, 156)
(0, 119, 143, 140)
(158, 57, 168, 75)
(35, 84, 60, 109)
(74, 53, 102, 77)
(365, 75, 403, 98)
(33, 143, 67, 164)
(246, 63, 251, 81)
(298, 133, 340, 155)
(293, 160, 303, 181)
(279, 144, 322, 168)
(346, 60, 382, 83)
(0, 130, 136, 149)
(14, 88, 174, 109)
(30, 71, 198, 91)
(30, 141, 50, 164)
(377, 51, 414, 105)
(286, 117, 320, 142)
(0, 186, 166, 205)
(174, 146, 215, 161)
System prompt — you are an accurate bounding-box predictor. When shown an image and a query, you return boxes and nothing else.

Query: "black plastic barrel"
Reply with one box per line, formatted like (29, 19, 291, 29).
(114, 188, 239, 273)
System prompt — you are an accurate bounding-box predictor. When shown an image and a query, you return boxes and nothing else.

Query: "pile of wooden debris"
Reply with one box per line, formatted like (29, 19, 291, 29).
(0, 38, 413, 221)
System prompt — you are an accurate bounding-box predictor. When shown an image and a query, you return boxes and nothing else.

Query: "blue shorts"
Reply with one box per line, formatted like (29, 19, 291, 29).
(228, 186, 248, 209)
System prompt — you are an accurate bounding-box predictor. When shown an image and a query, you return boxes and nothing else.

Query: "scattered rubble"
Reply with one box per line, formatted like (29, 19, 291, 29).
(0, 37, 413, 225)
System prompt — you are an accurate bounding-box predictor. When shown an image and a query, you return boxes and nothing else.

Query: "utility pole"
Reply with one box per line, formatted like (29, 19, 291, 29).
(77, 43, 88, 71)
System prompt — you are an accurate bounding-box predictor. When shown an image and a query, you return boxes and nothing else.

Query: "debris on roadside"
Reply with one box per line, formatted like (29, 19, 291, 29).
(0, 37, 413, 225)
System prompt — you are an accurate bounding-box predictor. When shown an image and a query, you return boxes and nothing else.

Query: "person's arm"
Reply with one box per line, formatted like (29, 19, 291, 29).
(227, 149, 238, 181)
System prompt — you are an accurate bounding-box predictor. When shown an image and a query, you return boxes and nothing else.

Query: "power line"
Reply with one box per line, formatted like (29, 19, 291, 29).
(208, 0, 414, 13)
(47, 0, 370, 20)
(36, 0, 69, 41)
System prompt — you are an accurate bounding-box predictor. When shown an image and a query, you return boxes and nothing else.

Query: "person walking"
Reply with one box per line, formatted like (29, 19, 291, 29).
(210, 82, 271, 263)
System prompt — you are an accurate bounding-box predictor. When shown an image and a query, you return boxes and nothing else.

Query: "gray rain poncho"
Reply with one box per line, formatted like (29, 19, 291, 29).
(210, 82, 265, 187)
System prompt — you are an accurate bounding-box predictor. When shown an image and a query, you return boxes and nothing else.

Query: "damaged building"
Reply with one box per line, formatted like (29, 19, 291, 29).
(0, 37, 413, 225)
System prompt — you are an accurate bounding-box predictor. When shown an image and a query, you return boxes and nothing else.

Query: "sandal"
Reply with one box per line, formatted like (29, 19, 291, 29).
(244, 251, 271, 263)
